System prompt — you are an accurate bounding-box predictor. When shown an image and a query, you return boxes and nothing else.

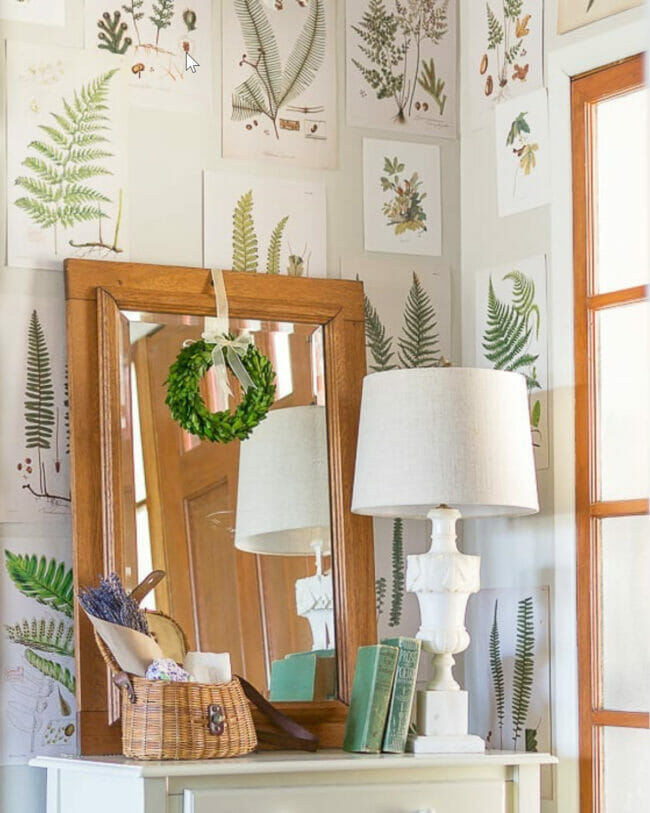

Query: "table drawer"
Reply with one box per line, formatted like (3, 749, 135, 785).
(184, 780, 505, 813)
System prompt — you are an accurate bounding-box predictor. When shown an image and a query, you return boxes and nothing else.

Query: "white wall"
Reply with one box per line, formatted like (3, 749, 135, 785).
(459, 3, 648, 813)
(0, 2, 460, 810)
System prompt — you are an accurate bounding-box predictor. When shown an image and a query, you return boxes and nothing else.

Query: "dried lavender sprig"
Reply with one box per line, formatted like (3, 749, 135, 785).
(78, 573, 149, 635)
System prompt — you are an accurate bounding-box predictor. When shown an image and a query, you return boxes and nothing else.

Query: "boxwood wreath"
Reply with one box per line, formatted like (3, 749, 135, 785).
(165, 337, 276, 443)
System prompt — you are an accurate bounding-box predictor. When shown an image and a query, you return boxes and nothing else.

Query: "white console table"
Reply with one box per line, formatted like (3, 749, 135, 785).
(31, 751, 556, 813)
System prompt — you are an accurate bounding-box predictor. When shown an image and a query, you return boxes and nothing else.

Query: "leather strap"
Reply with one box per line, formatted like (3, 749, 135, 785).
(237, 675, 319, 752)
(129, 570, 166, 605)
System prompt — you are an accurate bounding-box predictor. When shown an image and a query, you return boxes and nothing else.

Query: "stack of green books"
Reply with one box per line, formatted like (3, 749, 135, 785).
(342, 637, 422, 754)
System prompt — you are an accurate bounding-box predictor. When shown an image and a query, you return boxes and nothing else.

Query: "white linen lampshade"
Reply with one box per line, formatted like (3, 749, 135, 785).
(235, 404, 331, 556)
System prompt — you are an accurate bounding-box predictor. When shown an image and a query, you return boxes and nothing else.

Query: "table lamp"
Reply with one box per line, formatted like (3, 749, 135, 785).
(352, 367, 539, 753)
(235, 404, 334, 651)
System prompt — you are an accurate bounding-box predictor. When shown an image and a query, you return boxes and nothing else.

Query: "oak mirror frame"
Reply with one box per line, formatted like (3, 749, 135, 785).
(65, 259, 376, 754)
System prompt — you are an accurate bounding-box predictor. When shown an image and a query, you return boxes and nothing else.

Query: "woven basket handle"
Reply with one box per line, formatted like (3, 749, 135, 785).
(237, 675, 319, 752)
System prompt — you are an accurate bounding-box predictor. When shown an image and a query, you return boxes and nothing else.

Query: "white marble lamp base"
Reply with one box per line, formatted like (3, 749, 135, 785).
(407, 690, 484, 753)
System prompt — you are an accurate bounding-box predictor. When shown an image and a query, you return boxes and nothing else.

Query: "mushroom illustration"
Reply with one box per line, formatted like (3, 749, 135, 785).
(132, 63, 145, 80)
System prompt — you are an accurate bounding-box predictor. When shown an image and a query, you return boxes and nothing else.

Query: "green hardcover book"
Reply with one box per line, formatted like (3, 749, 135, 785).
(381, 637, 422, 753)
(342, 644, 398, 753)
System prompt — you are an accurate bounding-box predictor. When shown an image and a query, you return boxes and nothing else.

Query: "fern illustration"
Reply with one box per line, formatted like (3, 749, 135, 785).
(375, 576, 387, 617)
(398, 272, 441, 368)
(418, 58, 447, 115)
(266, 215, 289, 274)
(232, 0, 326, 139)
(489, 599, 506, 748)
(232, 190, 259, 272)
(6, 618, 74, 657)
(24, 310, 54, 495)
(504, 270, 540, 340)
(512, 595, 535, 750)
(364, 294, 397, 372)
(122, 1, 144, 45)
(4, 551, 74, 619)
(388, 518, 405, 627)
(486, 3, 504, 49)
(14, 69, 122, 255)
(150, 0, 174, 46)
(97, 11, 132, 54)
(25, 649, 76, 695)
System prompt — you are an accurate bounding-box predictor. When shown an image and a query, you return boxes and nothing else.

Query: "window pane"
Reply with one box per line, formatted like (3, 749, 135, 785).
(596, 302, 650, 501)
(135, 505, 155, 610)
(595, 89, 649, 294)
(600, 516, 650, 711)
(603, 727, 650, 812)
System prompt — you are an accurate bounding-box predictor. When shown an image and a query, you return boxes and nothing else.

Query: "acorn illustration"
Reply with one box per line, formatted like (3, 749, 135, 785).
(183, 8, 197, 31)
(485, 75, 493, 96)
(480, 54, 488, 75)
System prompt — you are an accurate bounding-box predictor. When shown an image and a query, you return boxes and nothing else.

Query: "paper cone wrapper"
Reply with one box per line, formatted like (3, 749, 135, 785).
(88, 615, 163, 677)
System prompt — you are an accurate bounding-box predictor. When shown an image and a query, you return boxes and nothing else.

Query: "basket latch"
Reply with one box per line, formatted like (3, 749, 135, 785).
(208, 703, 225, 735)
(113, 671, 136, 704)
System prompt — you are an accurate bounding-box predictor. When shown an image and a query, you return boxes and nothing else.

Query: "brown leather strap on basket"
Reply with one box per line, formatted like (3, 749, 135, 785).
(237, 675, 319, 752)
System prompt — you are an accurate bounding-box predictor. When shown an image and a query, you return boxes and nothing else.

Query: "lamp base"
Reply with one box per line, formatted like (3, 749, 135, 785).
(408, 689, 484, 754)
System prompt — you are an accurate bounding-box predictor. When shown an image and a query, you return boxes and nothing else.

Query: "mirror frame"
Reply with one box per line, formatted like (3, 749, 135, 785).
(66, 259, 376, 754)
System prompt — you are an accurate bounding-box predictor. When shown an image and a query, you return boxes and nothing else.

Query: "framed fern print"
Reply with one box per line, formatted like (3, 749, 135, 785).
(467, 0, 543, 131)
(6, 42, 129, 271)
(221, 0, 338, 169)
(203, 170, 327, 277)
(346, 0, 457, 138)
(0, 535, 76, 764)
(84, 0, 213, 112)
(0, 0, 64, 25)
(474, 255, 549, 469)
(0, 270, 69, 522)
(363, 138, 442, 256)
(495, 88, 550, 217)
(557, 0, 642, 34)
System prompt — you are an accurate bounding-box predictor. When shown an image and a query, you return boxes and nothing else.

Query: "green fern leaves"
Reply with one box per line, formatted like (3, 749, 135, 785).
(512, 596, 535, 749)
(388, 518, 404, 627)
(24, 649, 76, 695)
(15, 69, 118, 251)
(398, 272, 440, 368)
(25, 310, 55, 452)
(266, 216, 289, 274)
(232, 190, 259, 272)
(4, 551, 74, 618)
(6, 618, 74, 657)
(375, 576, 387, 617)
(489, 599, 506, 748)
(364, 295, 397, 372)
(486, 3, 504, 49)
(281, 0, 326, 107)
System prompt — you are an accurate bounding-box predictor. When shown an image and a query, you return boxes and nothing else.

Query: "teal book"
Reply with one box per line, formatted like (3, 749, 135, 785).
(343, 644, 398, 753)
(381, 637, 422, 753)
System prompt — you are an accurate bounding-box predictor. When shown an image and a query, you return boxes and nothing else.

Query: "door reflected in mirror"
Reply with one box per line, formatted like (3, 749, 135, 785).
(119, 310, 335, 702)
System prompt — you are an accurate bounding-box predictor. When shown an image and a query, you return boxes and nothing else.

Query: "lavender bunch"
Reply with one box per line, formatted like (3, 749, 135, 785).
(78, 573, 149, 635)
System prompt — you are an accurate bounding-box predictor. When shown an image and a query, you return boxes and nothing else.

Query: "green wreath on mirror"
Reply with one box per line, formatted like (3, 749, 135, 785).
(165, 338, 276, 443)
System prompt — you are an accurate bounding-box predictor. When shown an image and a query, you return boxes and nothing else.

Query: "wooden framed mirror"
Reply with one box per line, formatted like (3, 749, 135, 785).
(66, 259, 376, 754)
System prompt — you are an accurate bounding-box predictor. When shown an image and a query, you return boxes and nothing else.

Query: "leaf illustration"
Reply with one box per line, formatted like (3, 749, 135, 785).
(24, 310, 55, 452)
(489, 599, 506, 748)
(280, 0, 326, 106)
(266, 215, 289, 274)
(364, 293, 397, 372)
(398, 272, 441, 368)
(375, 576, 387, 617)
(482, 277, 539, 382)
(149, 0, 174, 46)
(519, 143, 539, 175)
(418, 58, 447, 116)
(503, 270, 540, 339)
(5, 618, 74, 657)
(97, 10, 133, 54)
(231, 190, 259, 273)
(504, 0, 523, 20)
(388, 518, 404, 627)
(506, 111, 530, 146)
(486, 3, 504, 49)
(531, 399, 541, 427)
(4, 551, 74, 618)
(234, 0, 283, 107)
(24, 649, 76, 695)
(512, 595, 535, 750)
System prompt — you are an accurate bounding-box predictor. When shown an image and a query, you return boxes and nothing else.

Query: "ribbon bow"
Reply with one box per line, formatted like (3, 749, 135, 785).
(202, 269, 255, 402)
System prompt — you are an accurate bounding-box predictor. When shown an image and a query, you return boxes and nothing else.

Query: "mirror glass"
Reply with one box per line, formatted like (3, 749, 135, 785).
(115, 309, 335, 702)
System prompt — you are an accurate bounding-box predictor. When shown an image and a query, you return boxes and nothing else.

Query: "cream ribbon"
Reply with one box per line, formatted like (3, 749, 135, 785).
(201, 268, 254, 402)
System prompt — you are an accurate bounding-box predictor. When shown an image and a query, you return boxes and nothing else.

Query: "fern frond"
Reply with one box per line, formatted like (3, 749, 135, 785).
(486, 3, 504, 49)
(489, 599, 505, 747)
(24, 310, 55, 450)
(266, 215, 289, 274)
(375, 576, 387, 617)
(388, 518, 404, 627)
(4, 551, 74, 618)
(15, 197, 58, 227)
(24, 649, 76, 695)
(482, 277, 538, 372)
(231, 77, 272, 121)
(364, 294, 397, 372)
(5, 618, 74, 657)
(504, 0, 523, 20)
(503, 270, 540, 339)
(234, 0, 283, 105)
(512, 595, 535, 749)
(279, 0, 326, 107)
(231, 190, 259, 273)
(398, 272, 440, 368)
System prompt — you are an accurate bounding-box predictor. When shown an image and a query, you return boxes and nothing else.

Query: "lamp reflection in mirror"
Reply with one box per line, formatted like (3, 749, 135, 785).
(235, 405, 334, 652)
(352, 367, 539, 753)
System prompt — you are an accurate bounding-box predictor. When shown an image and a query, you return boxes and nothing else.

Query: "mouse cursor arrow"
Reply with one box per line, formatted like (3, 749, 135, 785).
(185, 52, 199, 73)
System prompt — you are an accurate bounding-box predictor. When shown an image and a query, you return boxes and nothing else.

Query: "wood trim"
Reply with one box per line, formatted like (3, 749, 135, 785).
(592, 710, 650, 728)
(67, 260, 376, 754)
(572, 53, 647, 813)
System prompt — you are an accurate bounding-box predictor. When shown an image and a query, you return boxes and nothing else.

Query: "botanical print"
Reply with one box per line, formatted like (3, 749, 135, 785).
(475, 255, 549, 470)
(0, 0, 64, 25)
(6, 42, 129, 271)
(346, 0, 457, 138)
(363, 138, 441, 256)
(466, 586, 552, 798)
(557, 0, 642, 33)
(84, 0, 213, 112)
(1, 536, 76, 765)
(495, 88, 550, 217)
(0, 270, 70, 522)
(203, 171, 327, 277)
(222, 0, 338, 168)
(468, 0, 542, 130)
